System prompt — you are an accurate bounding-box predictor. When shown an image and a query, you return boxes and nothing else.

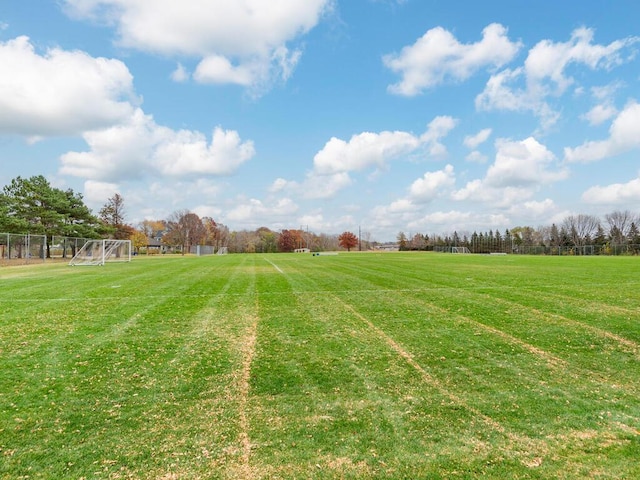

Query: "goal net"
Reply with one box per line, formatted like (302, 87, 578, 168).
(69, 240, 132, 266)
(451, 246, 471, 254)
(217, 246, 228, 255)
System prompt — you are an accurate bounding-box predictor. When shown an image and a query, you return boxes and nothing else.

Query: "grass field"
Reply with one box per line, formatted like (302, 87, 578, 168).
(1, 252, 639, 479)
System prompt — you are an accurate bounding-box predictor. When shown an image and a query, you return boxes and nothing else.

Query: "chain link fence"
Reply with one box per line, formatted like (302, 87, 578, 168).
(0, 233, 97, 265)
(436, 243, 640, 255)
(0, 233, 46, 265)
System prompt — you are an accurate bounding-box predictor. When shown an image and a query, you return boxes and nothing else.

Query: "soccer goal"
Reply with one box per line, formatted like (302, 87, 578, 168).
(451, 246, 471, 254)
(69, 239, 132, 266)
(217, 246, 228, 255)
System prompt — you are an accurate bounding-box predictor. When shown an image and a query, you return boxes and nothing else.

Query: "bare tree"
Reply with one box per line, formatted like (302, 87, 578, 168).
(605, 210, 639, 245)
(164, 210, 205, 255)
(562, 214, 601, 247)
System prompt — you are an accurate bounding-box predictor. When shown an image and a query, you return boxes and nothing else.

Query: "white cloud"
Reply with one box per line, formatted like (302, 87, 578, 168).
(465, 151, 488, 163)
(524, 28, 636, 91)
(508, 198, 558, 221)
(463, 128, 492, 149)
(225, 197, 299, 226)
(384, 23, 521, 96)
(83, 180, 120, 205)
(564, 101, 640, 163)
(60, 109, 255, 181)
(453, 137, 567, 206)
(270, 172, 353, 200)
(193, 54, 254, 86)
(420, 116, 458, 156)
(582, 176, 640, 205)
(192, 204, 223, 220)
(313, 116, 456, 175)
(313, 130, 421, 175)
(407, 210, 474, 231)
(156, 127, 255, 176)
(408, 164, 455, 203)
(63, 0, 330, 91)
(171, 63, 189, 82)
(301, 172, 353, 199)
(368, 200, 421, 233)
(0, 36, 135, 136)
(486, 137, 567, 187)
(269, 178, 290, 193)
(476, 27, 638, 127)
(386, 198, 415, 213)
(591, 81, 625, 101)
(582, 103, 618, 126)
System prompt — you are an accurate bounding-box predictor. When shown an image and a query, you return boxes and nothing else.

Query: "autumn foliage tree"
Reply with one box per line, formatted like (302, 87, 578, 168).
(100, 193, 134, 239)
(277, 229, 295, 252)
(338, 231, 358, 251)
(164, 210, 205, 255)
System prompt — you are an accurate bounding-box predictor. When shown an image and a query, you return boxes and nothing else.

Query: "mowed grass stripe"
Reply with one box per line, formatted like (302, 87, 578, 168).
(257, 255, 629, 477)
(250, 257, 520, 478)
(1, 253, 639, 478)
(308, 254, 639, 399)
(305, 253, 639, 378)
(261, 253, 639, 476)
(1, 256, 263, 478)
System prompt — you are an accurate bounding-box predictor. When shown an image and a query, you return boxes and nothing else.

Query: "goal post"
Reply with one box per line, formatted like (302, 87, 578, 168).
(69, 239, 132, 266)
(451, 246, 471, 254)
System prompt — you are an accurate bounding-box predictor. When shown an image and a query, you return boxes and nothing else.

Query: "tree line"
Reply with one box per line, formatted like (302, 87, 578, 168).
(13, 175, 636, 257)
(0, 175, 363, 256)
(397, 212, 640, 254)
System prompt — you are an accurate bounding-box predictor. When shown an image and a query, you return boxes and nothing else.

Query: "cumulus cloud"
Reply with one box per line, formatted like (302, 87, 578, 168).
(313, 116, 457, 175)
(60, 109, 255, 182)
(582, 176, 640, 204)
(313, 131, 420, 175)
(453, 137, 567, 206)
(516, 198, 557, 217)
(486, 137, 567, 187)
(476, 27, 638, 127)
(384, 23, 521, 95)
(83, 180, 120, 205)
(408, 164, 455, 203)
(63, 0, 330, 91)
(293, 117, 457, 200)
(565, 101, 640, 163)
(0, 35, 135, 137)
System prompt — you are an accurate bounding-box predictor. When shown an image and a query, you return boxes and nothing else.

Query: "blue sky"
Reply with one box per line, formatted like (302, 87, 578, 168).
(1, 1, 639, 241)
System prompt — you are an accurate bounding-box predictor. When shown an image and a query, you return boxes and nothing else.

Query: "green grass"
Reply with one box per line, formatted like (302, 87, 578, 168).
(1, 253, 639, 479)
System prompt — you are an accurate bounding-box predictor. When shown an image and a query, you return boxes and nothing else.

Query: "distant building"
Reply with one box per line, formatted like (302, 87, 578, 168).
(375, 244, 399, 251)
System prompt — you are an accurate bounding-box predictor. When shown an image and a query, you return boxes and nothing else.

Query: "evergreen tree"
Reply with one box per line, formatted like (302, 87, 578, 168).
(2, 176, 102, 256)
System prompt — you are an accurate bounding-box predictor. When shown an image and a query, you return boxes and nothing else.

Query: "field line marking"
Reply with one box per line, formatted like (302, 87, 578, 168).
(263, 257, 284, 274)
